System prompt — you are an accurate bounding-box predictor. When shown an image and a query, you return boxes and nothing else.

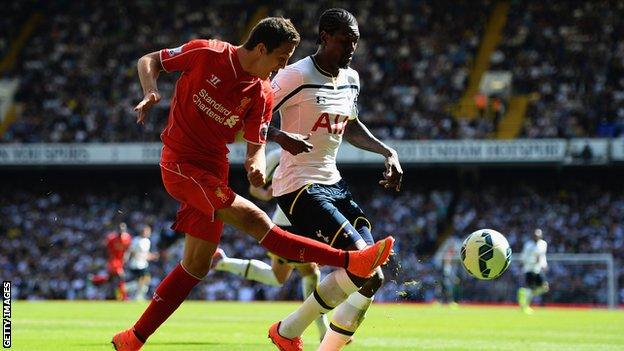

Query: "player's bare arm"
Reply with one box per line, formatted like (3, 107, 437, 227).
(249, 183, 273, 202)
(344, 118, 403, 191)
(267, 125, 313, 155)
(135, 51, 163, 124)
(245, 143, 267, 187)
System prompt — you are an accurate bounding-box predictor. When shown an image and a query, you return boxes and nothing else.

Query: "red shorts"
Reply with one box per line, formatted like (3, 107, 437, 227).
(160, 162, 236, 243)
(108, 260, 124, 276)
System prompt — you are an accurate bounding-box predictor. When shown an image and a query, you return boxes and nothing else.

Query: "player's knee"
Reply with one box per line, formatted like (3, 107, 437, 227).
(273, 267, 293, 285)
(274, 274, 287, 286)
(297, 263, 319, 278)
(181, 257, 211, 278)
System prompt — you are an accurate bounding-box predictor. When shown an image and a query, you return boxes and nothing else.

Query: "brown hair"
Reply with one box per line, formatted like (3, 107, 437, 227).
(243, 17, 300, 53)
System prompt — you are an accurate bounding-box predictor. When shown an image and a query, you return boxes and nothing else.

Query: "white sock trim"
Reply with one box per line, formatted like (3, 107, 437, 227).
(179, 261, 204, 280)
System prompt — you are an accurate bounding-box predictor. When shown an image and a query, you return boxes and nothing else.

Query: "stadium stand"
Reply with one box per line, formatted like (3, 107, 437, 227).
(1, 1, 623, 309)
(2, 0, 492, 142)
(493, 1, 624, 138)
(1, 169, 622, 306)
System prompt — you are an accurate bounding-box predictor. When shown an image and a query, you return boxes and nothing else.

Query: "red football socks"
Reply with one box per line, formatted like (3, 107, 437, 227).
(133, 263, 201, 341)
(117, 281, 128, 301)
(260, 225, 348, 268)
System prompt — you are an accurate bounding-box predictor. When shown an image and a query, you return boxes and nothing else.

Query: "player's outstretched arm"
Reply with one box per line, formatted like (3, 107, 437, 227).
(245, 143, 267, 187)
(134, 51, 164, 124)
(344, 118, 403, 191)
(267, 125, 313, 155)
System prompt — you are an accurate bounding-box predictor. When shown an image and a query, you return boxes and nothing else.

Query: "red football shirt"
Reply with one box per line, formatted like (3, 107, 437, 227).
(159, 39, 273, 180)
(106, 232, 132, 262)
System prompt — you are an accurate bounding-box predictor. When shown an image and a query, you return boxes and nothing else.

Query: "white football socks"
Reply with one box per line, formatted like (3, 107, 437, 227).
(215, 257, 281, 286)
(318, 292, 373, 350)
(279, 268, 358, 339)
(137, 281, 150, 301)
(301, 270, 329, 339)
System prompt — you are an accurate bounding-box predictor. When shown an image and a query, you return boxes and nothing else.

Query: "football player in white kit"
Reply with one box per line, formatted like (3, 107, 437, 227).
(211, 148, 330, 340)
(517, 228, 549, 314)
(268, 8, 403, 351)
(127, 225, 156, 301)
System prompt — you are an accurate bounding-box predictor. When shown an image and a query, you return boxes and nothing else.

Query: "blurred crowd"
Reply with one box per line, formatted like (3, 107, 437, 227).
(3, 0, 249, 143)
(1, 171, 622, 306)
(1, 0, 492, 143)
(271, 0, 491, 139)
(2, 1, 624, 142)
(0, 171, 452, 302)
(493, 1, 624, 138)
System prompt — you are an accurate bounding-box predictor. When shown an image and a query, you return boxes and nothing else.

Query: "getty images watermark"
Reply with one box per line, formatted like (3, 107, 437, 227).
(3, 281, 10, 348)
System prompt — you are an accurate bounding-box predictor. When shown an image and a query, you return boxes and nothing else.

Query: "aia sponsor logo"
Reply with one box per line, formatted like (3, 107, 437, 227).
(311, 113, 349, 135)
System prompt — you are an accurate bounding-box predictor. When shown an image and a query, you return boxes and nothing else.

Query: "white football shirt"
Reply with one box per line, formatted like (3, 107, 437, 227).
(271, 56, 360, 196)
(128, 237, 151, 270)
(265, 148, 291, 226)
(520, 239, 548, 274)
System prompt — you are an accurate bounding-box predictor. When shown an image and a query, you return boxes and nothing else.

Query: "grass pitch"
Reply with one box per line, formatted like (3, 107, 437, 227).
(11, 301, 624, 350)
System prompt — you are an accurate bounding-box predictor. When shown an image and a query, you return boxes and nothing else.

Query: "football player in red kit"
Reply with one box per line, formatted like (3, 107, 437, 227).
(105, 222, 132, 300)
(111, 17, 393, 351)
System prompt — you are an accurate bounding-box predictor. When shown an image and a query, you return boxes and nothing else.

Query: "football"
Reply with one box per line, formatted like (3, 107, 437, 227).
(460, 229, 512, 280)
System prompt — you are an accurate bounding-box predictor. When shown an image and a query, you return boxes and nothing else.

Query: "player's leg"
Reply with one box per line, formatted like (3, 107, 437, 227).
(136, 271, 151, 301)
(270, 254, 296, 285)
(216, 194, 392, 277)
(294, 263, 329, 340)
(320, 208, 382, 350)
(109, 268, 128, 301)
(530, 273, 548, 302)
(113, 230, 219, 350)
(213, 249, 283, 287)
(113, 163, 224, 350)
(107, 272, 119, 300)
(518, 273, 534, 314)
(113, 177, 225, 349)
(116, 233, 217, 348)
(161, 162, 392, 276)
(125, 269, 138, 300)
(272, 183, 378, 342)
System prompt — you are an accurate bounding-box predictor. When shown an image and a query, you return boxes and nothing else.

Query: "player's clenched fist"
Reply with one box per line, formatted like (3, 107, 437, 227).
(247, 167, 266, 187)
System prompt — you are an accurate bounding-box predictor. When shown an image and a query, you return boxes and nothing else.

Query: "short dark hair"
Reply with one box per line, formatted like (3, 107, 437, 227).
(243, 17, 300, 53)
(317, 8, 358, 43)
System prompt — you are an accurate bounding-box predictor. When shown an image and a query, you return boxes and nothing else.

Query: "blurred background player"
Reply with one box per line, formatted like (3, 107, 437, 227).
(435, 246, 460, 308)
(518, 228, 549, 314)
(268, 9, 403, 351)
(126, 225, 157, 301)
(112, 17, 393, 351)
(105, 222, 132, 301)
(212, 148, 329, 340)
